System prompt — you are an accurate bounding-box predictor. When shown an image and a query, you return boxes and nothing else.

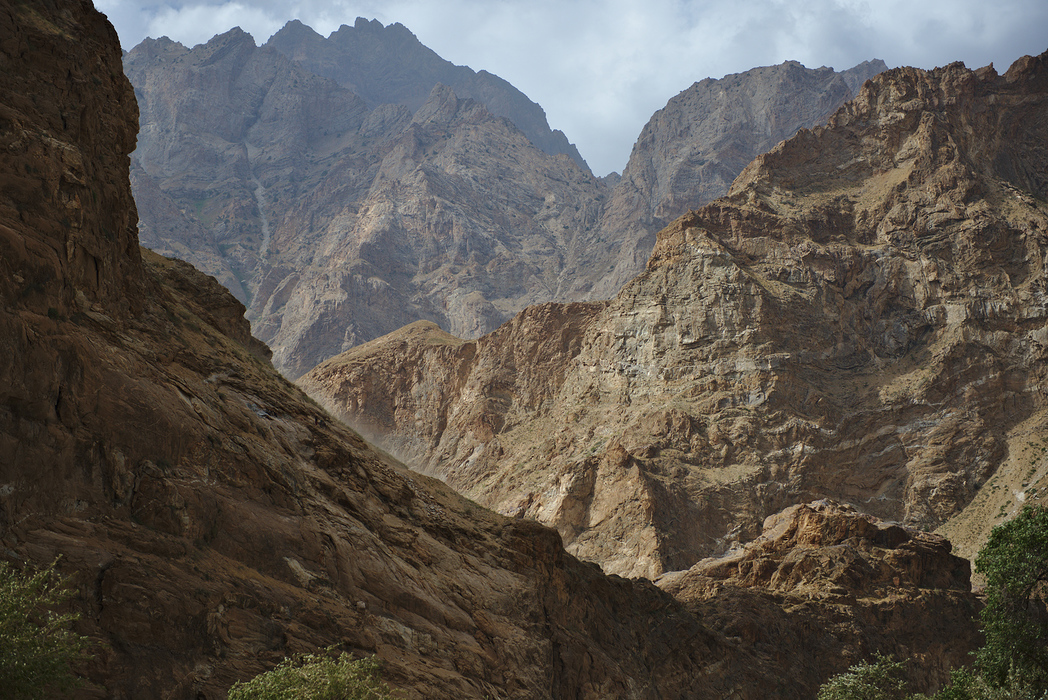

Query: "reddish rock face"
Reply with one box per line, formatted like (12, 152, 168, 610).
(305, 51, 1048, 580)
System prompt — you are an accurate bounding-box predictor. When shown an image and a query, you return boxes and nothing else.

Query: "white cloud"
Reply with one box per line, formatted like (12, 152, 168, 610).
(100, 0, 1048, 175)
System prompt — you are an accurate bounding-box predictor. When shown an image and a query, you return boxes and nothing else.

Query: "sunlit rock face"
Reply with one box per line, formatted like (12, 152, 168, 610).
(303, 52, 1048, 580)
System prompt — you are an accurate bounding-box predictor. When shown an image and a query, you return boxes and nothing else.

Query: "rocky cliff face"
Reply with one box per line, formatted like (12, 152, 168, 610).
(127, 30, 609, 378)
(302, 52, 1048, 580)
(129, 23, 881, 379)
(1, 1, 980, 697)
(124, 28, 372, 305)
(583, 59, 887, 299)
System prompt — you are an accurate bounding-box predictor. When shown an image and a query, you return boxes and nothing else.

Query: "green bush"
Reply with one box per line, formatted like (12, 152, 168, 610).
(816, 653, 909, 700)
(920, 666, 1048, 700)
(227, 650, 398, 700)
(0, 558, 90, 699)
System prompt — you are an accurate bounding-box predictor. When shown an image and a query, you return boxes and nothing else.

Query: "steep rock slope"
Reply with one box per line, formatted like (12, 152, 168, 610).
(266, 17, 587, 169)
(124, 28, 373, 304)
(302, 52, 1048, 579)
(127, 31, 608, 378)
(2, 2, 980, 698)
(583, 59, 887, 299)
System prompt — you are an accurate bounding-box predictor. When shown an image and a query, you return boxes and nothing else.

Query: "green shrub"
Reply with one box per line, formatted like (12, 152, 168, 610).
(918, 666, 1048, 700)
(816, 653, 909, 700)
(0, 558, 90, 699)
(227, 650, 398, 700)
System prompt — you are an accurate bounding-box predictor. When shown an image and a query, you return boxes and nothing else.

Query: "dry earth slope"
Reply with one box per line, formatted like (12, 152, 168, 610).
(301, 51, 1048, 581)
(0, 1, 984, 698)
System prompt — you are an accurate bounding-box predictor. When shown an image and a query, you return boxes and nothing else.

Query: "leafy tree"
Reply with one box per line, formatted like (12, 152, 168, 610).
(816, 653, 909, 700)
(0, 558, 90, 699)
(227, 649, 398, 700)
(975, 504, 1048, 693)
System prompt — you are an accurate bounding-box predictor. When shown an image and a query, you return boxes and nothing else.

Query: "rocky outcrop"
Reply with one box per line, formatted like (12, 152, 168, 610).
(582, 59, 887, 299)
(266, 17, 588, 169)
(303, 52, 1048, 579)
(0, 0, 143, 320)
(658, 501, 981, 696)
(2, 2, 981, 698)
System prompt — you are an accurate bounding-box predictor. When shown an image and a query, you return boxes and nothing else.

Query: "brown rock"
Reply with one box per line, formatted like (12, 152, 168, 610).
(306, 51, 1048, 579)
(658, 501, 981, 697)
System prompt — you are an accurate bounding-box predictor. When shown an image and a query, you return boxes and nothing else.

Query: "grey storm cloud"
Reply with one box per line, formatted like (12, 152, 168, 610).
(96, 0, 1048, 175)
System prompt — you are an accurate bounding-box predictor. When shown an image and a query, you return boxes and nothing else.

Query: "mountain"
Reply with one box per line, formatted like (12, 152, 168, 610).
(300, 51, 1048, 580)
(266, 17, 588, 170)
(125, 28, 372, 305)
(0, 0, 985, 696)
(581, 59, 888, 299)
(126, 30, 609, 378)
(127, 22, 883, 379)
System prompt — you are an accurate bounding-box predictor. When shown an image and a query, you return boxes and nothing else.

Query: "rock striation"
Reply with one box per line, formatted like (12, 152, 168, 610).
(302, 51, 1048, 580)
(0, 1, 980, 697)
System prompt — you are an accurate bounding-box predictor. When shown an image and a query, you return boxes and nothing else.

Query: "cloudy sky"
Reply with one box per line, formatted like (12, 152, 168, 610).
(97, 0, 1047, 176)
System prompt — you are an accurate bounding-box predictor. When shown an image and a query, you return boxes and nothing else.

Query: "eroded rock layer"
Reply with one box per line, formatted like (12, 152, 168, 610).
(302, 52, 1048, 579)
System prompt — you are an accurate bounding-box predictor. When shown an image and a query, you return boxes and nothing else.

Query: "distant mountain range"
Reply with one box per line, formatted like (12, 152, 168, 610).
(127, 19, 884, 377)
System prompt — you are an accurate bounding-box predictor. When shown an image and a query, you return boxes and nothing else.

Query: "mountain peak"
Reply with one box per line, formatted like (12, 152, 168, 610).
(352, 16, 384, 31)
(274, 18, 321, 40)
(265, 18, 588, 169)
